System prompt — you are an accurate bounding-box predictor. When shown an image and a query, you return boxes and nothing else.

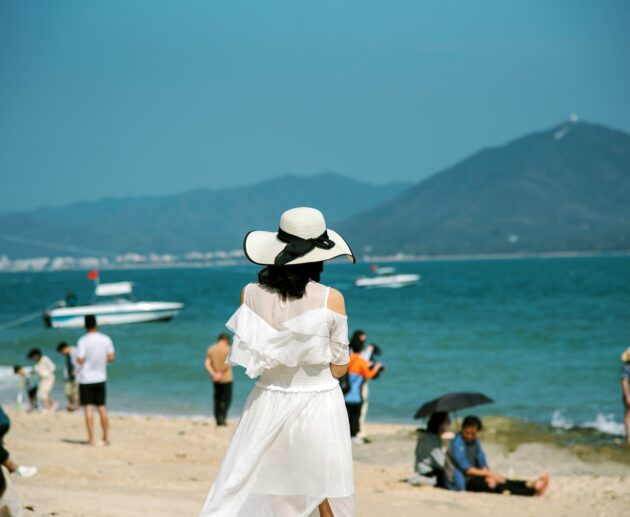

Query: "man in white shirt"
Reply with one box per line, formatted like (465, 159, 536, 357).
(76, 315, 115, 446)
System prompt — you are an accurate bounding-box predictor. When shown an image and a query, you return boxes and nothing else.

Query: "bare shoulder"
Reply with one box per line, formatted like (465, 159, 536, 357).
(326, 287, 346, 316)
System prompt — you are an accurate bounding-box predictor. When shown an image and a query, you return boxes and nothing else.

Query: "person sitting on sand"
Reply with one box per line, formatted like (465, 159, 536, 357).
(77, 315, 115, 446)
(0, 404, 37, 479)
(408, 411, 451, 487)
(445, 415, 549, 496)
(13, 365, 38, 412)
(26, 348, 58, 413)
(621, 347, 630, 445)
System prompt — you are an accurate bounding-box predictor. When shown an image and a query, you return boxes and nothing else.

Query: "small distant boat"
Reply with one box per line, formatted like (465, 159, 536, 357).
(43, 273, 183, 328)
(354, 265, 420, 289)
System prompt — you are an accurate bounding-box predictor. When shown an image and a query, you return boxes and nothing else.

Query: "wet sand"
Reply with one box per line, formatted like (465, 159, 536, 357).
(7, 410, 630, 516)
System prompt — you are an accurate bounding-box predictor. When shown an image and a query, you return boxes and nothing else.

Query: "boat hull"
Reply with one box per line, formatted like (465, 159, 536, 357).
(355, 274, 420, 289)
(43, 302, 184, 328)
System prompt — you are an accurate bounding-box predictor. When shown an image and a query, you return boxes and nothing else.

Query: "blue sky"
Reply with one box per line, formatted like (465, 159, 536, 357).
(1, 0, 628, 210)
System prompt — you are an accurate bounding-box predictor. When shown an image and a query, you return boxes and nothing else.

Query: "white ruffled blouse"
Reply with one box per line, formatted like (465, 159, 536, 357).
(226, 281, 350, 379)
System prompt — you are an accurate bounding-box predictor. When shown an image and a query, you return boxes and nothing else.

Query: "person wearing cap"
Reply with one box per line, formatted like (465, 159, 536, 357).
(200, 207, 356, 517)
(621, 347, 630, 444)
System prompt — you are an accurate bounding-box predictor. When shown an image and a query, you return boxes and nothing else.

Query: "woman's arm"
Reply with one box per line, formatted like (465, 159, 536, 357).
(330, 364, 348, 378)
(327, 288, 349, 377)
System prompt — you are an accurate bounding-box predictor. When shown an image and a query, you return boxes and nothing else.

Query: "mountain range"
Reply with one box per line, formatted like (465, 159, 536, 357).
(338, 120, 630, 255)
(1, 120, 629, 259)
(0, 173, 409, 257)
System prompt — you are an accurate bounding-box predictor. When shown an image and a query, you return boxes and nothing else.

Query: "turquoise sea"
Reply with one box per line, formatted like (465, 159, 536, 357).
(1, 256, 629, 439)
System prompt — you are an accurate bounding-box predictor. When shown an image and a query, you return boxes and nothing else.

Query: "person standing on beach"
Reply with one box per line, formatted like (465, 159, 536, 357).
(76, 315, 115, 446)
(57, 341, 80, 411)
(204, 333, 233, 426)
(620, 347, 630, 444)
(344, 334, 382, 444)
(13, 365, 38, 412)
(445, 415, 549, 496)
(26, 348, 58, 413)
(200, 207, 355, 516)
(350, 330, 370, 440)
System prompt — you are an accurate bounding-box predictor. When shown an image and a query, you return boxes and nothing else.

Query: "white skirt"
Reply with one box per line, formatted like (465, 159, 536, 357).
(200, 368, 354, 517)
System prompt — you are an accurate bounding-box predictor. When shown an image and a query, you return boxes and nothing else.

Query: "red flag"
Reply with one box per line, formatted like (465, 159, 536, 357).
(87, 270, 99, 281)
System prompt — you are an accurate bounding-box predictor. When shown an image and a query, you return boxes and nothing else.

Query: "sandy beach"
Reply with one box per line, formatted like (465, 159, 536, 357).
(5, 409, 629, 516)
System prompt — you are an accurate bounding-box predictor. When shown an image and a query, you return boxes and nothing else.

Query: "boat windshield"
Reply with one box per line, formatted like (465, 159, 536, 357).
(93, 282, 136, 304)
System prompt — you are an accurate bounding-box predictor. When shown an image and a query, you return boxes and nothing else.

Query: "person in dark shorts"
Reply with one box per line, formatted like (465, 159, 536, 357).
(205, 333, 233, 426)
(445, 415, 549, 496)
(76, 315, 115, 446)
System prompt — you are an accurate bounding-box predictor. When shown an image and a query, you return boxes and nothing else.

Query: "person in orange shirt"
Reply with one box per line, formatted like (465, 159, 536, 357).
(343, 336, 382, 443)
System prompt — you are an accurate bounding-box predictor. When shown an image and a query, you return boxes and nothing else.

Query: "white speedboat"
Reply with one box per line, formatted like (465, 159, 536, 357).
(43, 281, 183, 328)
(355, 266, 420, 289)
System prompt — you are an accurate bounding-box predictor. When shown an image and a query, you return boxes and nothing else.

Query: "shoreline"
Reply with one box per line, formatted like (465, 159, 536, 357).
(10, 402, 630, 454)
(7, 409, 630, 516)
(1, 249, 629, 274)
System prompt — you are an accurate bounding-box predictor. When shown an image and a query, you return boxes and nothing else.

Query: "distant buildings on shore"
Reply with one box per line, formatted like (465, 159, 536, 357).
(0, 249, 246, 272)
(2, 248, 628, 273)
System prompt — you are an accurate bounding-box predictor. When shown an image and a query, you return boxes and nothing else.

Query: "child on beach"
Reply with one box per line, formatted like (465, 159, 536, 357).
(344, 334, 382, 444)
(26, 349, 58, 413)
(13, 365, 38, 412)
(445, 415, 549, 496)
(620, 347, 630, 444)
(57, 341, 80, 411)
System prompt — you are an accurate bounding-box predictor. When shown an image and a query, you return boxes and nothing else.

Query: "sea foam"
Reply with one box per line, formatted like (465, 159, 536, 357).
(551, 410, 625, 437)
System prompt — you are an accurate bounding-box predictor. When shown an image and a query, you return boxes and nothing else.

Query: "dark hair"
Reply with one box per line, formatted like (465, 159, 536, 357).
(217, 333, 231, 343)
(258, 262, 323, 299)
(349, 330, 366, 353)
(56, 341, 69, 352)
(13, 365, 22, 373)
(85, 314, 97, 330)
(462, 415, 483, 431)
(427, 412, 450, 434)
(27, 348, 42, 359)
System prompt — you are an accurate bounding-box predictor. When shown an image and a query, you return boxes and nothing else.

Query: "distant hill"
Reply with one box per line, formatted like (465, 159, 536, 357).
(0, 173, 410, 257)
(338, 121, 630, 255)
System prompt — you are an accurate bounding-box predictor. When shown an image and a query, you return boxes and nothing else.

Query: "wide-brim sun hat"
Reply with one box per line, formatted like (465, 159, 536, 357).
(244, 207, 356, 266)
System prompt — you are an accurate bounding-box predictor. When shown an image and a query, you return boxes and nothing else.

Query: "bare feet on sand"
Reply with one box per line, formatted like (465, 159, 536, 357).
(534, 471, 550, 496)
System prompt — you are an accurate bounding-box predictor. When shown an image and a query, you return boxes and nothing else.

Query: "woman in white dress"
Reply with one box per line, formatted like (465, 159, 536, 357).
(200, 207, 356, 517)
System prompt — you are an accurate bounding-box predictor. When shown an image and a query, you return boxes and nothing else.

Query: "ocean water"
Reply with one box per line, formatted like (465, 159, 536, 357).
(0, 257, 629, 438)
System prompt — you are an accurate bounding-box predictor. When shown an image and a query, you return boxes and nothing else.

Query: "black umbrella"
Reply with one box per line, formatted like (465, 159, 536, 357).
(413, 392, 494, 419)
